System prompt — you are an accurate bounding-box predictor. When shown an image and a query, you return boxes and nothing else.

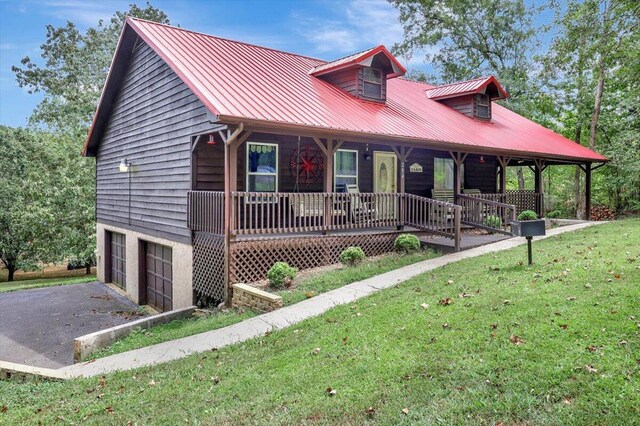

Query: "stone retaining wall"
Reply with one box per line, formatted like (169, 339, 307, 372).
(231, 284, 283, 312)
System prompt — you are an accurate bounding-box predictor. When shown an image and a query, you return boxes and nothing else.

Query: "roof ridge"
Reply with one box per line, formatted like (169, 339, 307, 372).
(310, 46, 378, 71)
(127, 17, 327, 64)
(427, 76, 493, 90)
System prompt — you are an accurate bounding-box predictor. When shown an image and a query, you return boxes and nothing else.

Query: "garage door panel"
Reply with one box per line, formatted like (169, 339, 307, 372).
(144, 242, 173, 312)
(109, 232, 126, 289)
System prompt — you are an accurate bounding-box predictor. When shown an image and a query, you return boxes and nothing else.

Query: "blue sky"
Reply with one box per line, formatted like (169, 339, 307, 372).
(0, 0, 553, 128)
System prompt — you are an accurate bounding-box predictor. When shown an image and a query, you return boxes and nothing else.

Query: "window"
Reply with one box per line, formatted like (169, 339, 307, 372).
(246, 142, 278, 192)
(434, 158, 464, 190)
(475, 94, 491, 119)
(363, 67, 383, 99)
(334, 149, 358, 190)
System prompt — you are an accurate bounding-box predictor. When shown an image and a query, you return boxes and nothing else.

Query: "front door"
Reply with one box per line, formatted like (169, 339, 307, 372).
(373, 152, 398, 219)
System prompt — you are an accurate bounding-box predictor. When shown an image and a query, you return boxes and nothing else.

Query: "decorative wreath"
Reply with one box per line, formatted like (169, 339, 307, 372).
(289, 144, 324, 185)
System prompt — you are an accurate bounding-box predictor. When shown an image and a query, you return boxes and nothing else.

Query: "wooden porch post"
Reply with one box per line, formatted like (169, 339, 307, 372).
(497, 156, 509, 193)
(585, 162, 592, 220)
(218, 124, 244, 303)
(392, 146, 414, 229)
(314, 137, 343, 232)
(449, 151, 468, 198)
(534, 159, 546, 216)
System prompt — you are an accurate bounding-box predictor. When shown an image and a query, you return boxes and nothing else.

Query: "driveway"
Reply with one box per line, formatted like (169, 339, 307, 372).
(0, 282, 142, 368)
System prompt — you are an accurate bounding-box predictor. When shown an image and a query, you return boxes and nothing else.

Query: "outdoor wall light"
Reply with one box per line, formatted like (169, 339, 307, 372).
(479, 156, 485, 164)
(364, 144, 371, 160)
(119, 159, 131, 173)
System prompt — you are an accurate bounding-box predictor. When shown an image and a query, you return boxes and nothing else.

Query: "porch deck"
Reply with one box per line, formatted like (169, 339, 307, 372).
(421, 233, 511, 253)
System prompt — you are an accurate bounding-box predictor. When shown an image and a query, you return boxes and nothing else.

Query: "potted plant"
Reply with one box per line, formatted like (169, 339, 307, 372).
(511, 210, 546, 237)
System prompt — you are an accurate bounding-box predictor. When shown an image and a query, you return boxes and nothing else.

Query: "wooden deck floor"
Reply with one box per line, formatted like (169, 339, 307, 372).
(421, 233, 511, 253)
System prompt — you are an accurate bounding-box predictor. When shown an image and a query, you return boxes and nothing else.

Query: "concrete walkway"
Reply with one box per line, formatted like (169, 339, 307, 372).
(1, 222, 603, 380)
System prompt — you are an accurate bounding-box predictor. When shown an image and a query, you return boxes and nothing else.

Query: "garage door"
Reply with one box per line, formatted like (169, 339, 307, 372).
(144, 242, 173, 312)
(108, 232, 126, 289)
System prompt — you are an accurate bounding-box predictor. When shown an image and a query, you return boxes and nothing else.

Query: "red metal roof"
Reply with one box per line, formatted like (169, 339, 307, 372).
(310, 45, 406, 78)
(84, 18, 606, 163)
(426, 76, 509, 100)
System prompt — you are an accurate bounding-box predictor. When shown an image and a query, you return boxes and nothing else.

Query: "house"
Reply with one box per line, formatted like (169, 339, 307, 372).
(83, 18, 606, 311)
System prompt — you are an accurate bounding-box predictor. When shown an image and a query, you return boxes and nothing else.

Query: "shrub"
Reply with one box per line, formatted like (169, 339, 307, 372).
(340, 246, 365, 266)
(517, 210, 539, 221)
(484, 215, 502, 229)
(394, 234, 421, 253)
(267, 262, 297, 288)
(546, 210, 562, 219)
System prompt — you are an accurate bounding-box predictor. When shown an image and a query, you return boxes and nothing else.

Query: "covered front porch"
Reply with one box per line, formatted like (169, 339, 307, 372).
(185, 124, 602, 303)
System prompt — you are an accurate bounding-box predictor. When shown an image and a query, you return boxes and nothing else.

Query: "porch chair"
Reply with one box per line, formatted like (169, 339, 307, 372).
(462, 188, 482, 196)
(431, 189, 456, 220)
(291, 194, 346, 225)
(346, 184, 377, 223)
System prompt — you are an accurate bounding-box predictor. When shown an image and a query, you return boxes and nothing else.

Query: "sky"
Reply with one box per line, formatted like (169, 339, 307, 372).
(0, 0, 553, 128)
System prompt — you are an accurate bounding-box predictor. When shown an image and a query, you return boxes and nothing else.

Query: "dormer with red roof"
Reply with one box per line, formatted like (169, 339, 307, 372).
(310, 46, 406, 103)
(426, 76, 508, 121)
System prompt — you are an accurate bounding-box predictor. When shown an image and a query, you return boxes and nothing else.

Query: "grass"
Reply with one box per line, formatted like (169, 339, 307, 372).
(0, 274, 96, 293)
(90, 248, 441, 359)
(1, 220, 639, 425)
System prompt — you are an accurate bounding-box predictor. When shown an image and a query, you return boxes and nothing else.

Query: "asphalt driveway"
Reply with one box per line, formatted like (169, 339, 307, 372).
(0, 282, 142, 368)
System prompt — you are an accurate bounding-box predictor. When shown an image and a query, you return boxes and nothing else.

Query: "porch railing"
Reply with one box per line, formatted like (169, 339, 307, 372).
(187, 191, 460, 244)
(456, 194, 516, 235)
(188, 191, 224, 235)
(470, 191, 544, 216)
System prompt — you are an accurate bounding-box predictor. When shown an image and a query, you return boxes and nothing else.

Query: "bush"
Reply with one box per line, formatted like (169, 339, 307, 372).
(517, 210, 539, 221)
(267, 262, 297, 288)
(546, 210, 562, 219)
(394, 234, 421, 253)
(340, 246, 365, 266)
(484, 215, 502, 229)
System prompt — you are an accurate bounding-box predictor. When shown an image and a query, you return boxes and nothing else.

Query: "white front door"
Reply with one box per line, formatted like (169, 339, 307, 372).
(373, 151, 398, 219)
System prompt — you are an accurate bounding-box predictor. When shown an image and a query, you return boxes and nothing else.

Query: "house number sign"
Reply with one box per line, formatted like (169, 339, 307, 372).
(409, 163, 423, 173)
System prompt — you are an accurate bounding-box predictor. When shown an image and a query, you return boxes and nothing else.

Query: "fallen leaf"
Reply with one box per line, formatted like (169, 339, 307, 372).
(563, 397, 572, 405)
(305, 291, 315, 298)
(211, 376, 220, 384)
(365, 406, 376, 416)
(326, 387, 336, 396)
(491, 323, 498, 329)
(586, 345, 598, 353)
(614, 274, 621, 279)
(439, 298, 453, 306)
(402, 407, 410, 415)
(619, 340, 628, 346)
(342, 336, 348, 345)
(509, 335, 524, 345)
(447, 280, 454, 285)
(458, 292, 472, 298)
(312, 347, 321, 355)
(1, 405, 6, 413)
(420, 303, 429, 309)
(567, 296, 576, 301)
(105, 406, 114, 414)
(503, 300, 511, 305)
(148, 380, 156, 387)
(559, 324, 569, 329)
(585, 365, 598, 373)
(442, 323, 450, 329)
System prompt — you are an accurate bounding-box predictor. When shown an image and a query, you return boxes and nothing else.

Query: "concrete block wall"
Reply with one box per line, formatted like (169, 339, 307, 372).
(96, 222, 193, 310)
(231, 284, 283, 312)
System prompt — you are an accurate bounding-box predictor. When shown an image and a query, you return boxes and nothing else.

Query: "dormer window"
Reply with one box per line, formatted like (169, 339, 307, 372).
(474, 94, 491, 119)
(310, 45, 406, 104)
(363, 68, 383, 99)
(426, 76, 508, 121)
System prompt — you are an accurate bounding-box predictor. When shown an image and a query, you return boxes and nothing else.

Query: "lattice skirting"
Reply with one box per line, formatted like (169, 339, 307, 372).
(229, 232, 402, 284)
(193, 232, 226, 301)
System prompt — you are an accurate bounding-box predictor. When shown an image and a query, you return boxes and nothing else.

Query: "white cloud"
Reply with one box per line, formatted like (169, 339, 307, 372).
(38, 0, 127, 26)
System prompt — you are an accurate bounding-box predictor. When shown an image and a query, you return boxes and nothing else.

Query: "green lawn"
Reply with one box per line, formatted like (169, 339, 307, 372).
(0, 274, 96, 293)
(1, 220, 639, 425)
(90, 248, 441, 359)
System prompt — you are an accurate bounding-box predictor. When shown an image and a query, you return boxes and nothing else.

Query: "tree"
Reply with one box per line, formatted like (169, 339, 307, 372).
(542, 0, 640, 216)
(9, 3, 172, 276)
(12, 2, 170, 132)
(0, 127, 62, 281)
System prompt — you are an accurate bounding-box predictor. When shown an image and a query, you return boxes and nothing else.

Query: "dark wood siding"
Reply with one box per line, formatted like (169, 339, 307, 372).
(440, 95, 474, 117)
(96, 42, 212, 243)
(356, 67, 387, 103)
(464, 154, 497, 193)
(194, 132, 498, 197)
(321, 68, 358, 97)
